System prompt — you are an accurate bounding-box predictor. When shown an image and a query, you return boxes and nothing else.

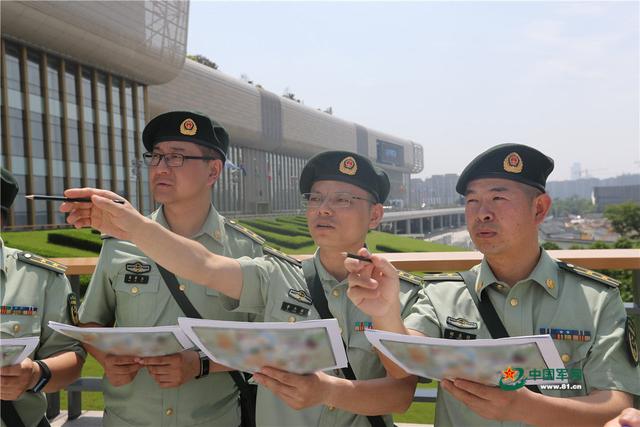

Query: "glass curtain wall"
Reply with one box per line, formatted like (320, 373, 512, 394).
(0, 39, 148, 228)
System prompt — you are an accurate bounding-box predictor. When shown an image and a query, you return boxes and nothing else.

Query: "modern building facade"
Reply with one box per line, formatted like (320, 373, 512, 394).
(1, 1, 423, 228)
(592, 185, 640, 211)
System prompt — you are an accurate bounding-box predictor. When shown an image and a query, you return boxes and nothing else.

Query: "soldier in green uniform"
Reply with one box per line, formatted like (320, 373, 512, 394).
(73, 112, 264, 426)
(345, 143, 640, 426)
(61, 150, 421, 427)
(0, 167, 86, 427)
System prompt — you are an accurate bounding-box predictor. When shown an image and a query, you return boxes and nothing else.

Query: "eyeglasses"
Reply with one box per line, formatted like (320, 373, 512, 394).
(142, 152, 218, 167)
(301, 192, 376, 209)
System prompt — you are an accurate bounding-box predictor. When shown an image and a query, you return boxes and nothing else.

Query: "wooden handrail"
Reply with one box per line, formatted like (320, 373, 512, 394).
(53, 249, 640, 275)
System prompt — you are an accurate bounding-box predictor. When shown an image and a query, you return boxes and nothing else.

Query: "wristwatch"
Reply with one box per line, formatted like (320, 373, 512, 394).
(30, 360, 52, 393)
(196, 351, 210, 379)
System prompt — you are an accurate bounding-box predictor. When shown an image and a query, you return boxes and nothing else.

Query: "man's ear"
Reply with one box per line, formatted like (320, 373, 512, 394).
(207, 160, 224, 186)
(534, 193, 552, 225)
(368, 203, 384, 230)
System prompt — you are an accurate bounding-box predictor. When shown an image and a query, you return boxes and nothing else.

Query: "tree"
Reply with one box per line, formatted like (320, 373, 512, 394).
(550, 196, 595, 218)
(187, 54, 218, 70)
(604, 202, 640, 239)
(541, 241, 560, 250)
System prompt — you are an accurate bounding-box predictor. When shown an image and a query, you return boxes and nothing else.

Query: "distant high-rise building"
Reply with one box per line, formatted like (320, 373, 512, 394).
(410, 174, 460, 208)
(570, 162, 582, 180)
(592, 185, 640, 211)
(547, 174, 640, 200)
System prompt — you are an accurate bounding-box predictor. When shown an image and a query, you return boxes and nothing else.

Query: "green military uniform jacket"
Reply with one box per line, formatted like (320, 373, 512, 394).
(405, 248, 640, 427)
(78, 205, 263, 427)
(221, 248, 422, 427)
(0, 238, 86, 427)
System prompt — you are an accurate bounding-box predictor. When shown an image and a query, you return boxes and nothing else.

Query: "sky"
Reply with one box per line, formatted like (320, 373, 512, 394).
(187, 1, 639, 181)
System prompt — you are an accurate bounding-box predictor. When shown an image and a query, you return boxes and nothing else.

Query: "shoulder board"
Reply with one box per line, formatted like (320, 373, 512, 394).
(224, 219, 266, 245)
(263, 246, 302, 267)
(557, 262, 619, 288)
(17, 252, 67, 275)
(422, 272, 464, 282)
(398, 270, 424, 286)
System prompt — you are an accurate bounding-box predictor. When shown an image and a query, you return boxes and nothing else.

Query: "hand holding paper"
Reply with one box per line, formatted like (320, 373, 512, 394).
(0, 358, 38, 400)
(253, 367, 336, 410)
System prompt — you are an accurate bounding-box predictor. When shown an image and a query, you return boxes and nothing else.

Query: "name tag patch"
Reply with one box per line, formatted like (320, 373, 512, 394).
(281, 302, 309, 317)
(444, 328, 476, 340)
(124, 274, 150, 284)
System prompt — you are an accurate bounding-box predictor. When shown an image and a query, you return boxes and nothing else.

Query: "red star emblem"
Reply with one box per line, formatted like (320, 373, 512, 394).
(502, 366, 517, 381)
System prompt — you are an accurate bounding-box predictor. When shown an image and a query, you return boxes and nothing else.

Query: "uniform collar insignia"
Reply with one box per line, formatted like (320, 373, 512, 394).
(446, 316, 479, 330)
(288, 289, 312, 305)
(126, 262, 151, 274)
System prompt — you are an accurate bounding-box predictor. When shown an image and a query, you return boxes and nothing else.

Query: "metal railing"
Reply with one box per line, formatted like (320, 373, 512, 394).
(46, 249, 640, 420)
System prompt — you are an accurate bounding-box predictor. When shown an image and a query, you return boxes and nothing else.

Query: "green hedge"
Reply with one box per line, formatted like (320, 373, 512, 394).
(241, 224, 313, 249)
(47, 233, 102, 253)
(241, 219, 311, 237)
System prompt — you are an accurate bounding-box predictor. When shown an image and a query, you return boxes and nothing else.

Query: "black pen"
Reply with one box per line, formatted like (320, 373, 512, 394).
(25, 195, 126, 204)
(341, 252, 373, 263)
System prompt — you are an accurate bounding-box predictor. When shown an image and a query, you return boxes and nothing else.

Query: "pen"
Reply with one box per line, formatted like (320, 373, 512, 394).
(341, 252, 373, 263)
(25, 195, 126, 204)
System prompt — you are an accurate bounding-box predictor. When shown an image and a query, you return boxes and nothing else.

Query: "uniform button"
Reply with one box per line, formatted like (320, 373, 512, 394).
(546, 279, 555, 290)
(288, 316, 296, 323)
(179, 284, 186, 292)
(24, 253, 32, 258)
(510, 298, 519, 307)
(561, 354, 571, 363)
(131, 287, 139, 294)
(327, 405, 335, 411)
(12, 324, 20, 333)
(332, 289, 340, 298)
(165, 408, 173, 416)
(496, 284, 504, 290)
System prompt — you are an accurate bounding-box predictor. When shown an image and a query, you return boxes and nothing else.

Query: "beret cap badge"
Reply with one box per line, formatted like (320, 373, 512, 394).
(180, 118, 197, 136)
(339, 156, 358, 176)
(503, 152, 523, 174)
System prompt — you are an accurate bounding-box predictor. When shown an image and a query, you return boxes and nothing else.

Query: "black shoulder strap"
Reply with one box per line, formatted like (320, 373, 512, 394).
(1, 400, 26, 427)
(302, 259, 386, 427)
(459, 270, 541, 394)
(459, 271, 509, 339)
(155, 263, 253, 398)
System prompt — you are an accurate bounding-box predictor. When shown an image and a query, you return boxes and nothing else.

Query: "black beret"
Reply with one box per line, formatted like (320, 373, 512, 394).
(142, 111, 229, 161)
(1, 167, 19, 213)
(299, 151, 390, 203)
(456, 143, 554, 195)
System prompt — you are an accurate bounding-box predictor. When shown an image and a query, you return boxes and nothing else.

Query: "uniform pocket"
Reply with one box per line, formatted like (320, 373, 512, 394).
(0, 315, 41, 338)
(113, 274, 161, 325)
